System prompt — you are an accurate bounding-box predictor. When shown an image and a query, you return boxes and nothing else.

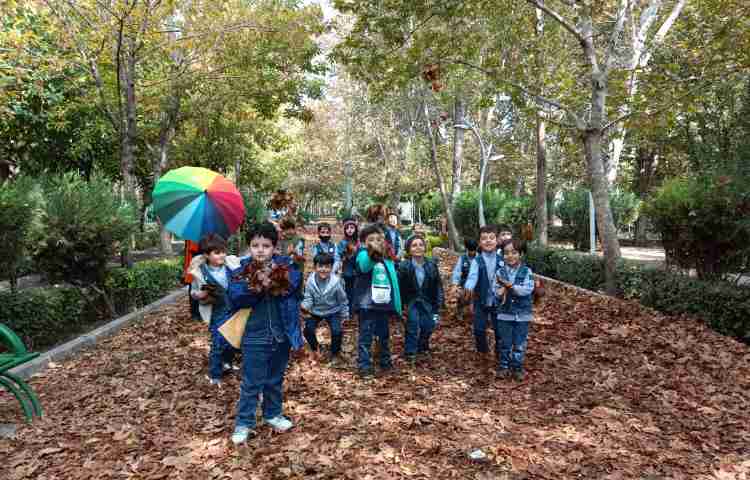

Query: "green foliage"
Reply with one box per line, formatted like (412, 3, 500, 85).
(643, 176, 750, 280)
(34, 173, 137, 286)
(0, 177, 41, 292)
(556, 188, 640, 250)
(0, 286, 93, 351)
(105, 259, 181, 315)
(243, 191, 269, 225)
(424, 234, 448, 257)
(418, 193, 443, 225)
(133, 223, 161, 251)
(0, 258, 181, 351)
(526, 246, 750, 343)
(453, 188, 535, 240)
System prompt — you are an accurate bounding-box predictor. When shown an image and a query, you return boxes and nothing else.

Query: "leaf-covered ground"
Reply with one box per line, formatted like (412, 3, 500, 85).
(2, 247, 749, 479)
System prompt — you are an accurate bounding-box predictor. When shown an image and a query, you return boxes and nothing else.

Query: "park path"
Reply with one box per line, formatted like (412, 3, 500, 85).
(1, 241, 749, 479)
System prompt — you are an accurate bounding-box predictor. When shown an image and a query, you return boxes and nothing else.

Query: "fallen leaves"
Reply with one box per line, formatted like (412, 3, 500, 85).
(0, 237, 749, 479)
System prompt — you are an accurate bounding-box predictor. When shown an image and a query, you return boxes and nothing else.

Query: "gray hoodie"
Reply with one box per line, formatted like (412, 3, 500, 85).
(301, 273, 349, 319)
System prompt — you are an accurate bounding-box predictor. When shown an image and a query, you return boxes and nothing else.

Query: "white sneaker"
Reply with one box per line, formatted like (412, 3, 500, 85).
(223, 362, 241, 372)
(205, 375, 222, 386)
(265, 415, 293, 432)
(231, 426, 255, 445)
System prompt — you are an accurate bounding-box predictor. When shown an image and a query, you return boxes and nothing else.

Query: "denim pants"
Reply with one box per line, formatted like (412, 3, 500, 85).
(208, 330, 236, 379)
(494, 320, 530, 371)
(473, 301, 496, 354)
(357, 310, 392, 371)
(235, 340, 290, 429)
(405, 302, 435, 356)
(343, 277, 355, 316)
(303, 315, 343, 355)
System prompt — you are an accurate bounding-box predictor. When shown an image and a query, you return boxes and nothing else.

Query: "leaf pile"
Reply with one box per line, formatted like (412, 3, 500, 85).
(1, 241, 749, 479)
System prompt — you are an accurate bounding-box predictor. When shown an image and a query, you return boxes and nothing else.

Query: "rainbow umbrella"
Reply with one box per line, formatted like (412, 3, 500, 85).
(152, 167, 245, 242)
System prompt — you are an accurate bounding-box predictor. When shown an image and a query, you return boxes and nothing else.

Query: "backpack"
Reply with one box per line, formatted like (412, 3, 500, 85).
(459, 255, 472, 285)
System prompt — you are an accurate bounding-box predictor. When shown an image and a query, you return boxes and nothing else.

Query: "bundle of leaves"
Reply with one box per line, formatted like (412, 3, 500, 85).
(268, 189, 297, 213)
(643, 175, 750, 280)
(34, 173, 137, 286)
(555, 187, 640, 251)
(238, 259, 291, 296)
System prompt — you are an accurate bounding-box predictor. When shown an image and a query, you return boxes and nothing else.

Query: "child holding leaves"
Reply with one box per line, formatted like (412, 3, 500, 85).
(226, 222, 303, 444)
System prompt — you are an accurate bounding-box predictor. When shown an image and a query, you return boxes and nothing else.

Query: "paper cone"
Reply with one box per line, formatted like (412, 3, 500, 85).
(218, 308, 251, 349)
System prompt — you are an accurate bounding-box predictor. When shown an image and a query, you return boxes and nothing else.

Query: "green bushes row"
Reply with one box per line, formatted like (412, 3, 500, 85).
(526, 246, 750, 343)
(0, 258, 182, 351)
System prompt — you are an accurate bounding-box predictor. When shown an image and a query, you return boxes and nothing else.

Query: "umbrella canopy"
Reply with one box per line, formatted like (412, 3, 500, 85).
(152, 167, 245, 242)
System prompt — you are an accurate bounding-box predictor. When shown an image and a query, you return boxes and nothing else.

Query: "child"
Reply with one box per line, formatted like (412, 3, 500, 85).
(277, 217, 305, 297)
(311, 222, 337, 258)
(463, 225, 504, 359)
(494, 240, 535, 381)
(301, 253, 349, 367)
(189, 234, 237, 385)
(398, 235, 443, 365)
(352, 224, 402, 378)
(183, 240, 202, 321)
(496, 224, 513, 256)
(335, 218, 359, 308)
(384, 212, 404, 261)
(226, 222, 303, 444)
(451, 238, 478, 320)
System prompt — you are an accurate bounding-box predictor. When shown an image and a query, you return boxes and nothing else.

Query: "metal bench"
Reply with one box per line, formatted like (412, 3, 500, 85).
(0, 324, 43, 422)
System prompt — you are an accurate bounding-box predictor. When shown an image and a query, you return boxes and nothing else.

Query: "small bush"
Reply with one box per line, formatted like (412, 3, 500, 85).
(643, 176, 750, 280)
(526, 245, 750, 343)
(35, 173, 137, 286)
(106, 258, 182, 315)
(0, 177, 42, 292)
(453, 188, 535, 240)
(424, 234, 447, 258)
(556, 187, 640, 250)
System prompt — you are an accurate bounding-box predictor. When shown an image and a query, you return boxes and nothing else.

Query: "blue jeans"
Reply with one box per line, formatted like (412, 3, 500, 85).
(405, 302, 435, 356)
(235, 340, 290, 429)
(494, 320, 530, 371)
(473, 301, 496, 354)
(357, 310, 392, 371)
(303, 315, 343, 355)
(343, 277, 355, 316)
(208, 330, 236, 379)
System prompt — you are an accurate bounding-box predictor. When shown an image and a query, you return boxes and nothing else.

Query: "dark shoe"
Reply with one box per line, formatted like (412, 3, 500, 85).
(329, 355, 345, 369)
(495, 368, 511, 380)
(512, 370, 525, 382)
(405, 354, 416, 367)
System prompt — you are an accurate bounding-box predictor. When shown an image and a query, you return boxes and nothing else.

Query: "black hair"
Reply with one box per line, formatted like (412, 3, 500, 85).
(314, 252, 334, 266)
(464, 238, 478, 251)
(317, 222, 332, 233)
(478, 225, 497, 236)
(199, 233, 227, 254)
(246, 222, 279, 246)
(496, 224, 512, 234)
(359, 223, 384, 243)
(502, 239, 527, 255)
(404, 234, 426, 254)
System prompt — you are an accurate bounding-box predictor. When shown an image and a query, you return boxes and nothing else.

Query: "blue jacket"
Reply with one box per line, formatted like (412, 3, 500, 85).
(224, 255, 304, 350)
(496, 264, 534, 317)
(464, 252, 505, 308)
(312, 241, 337, 259)
(335, 239, 360, 278)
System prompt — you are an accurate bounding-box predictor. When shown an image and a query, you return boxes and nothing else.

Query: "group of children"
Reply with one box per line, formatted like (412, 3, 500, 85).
(186, 213, 536, 445)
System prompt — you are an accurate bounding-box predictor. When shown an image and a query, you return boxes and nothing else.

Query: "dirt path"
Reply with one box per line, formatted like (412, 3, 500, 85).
(1, 247, 749, 479)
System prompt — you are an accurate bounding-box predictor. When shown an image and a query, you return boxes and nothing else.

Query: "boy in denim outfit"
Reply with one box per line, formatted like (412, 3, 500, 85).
(352, 224, 401, 378)
(226, 222, 303, 445)
(463, 225, 504, 361)
(301, 252, 349, 367)
(494, 240, 535, 381)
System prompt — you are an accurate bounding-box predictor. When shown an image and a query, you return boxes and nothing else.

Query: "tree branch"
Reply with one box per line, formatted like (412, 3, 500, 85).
(524, 0, 584, 44)
(604, 0, 631, 74)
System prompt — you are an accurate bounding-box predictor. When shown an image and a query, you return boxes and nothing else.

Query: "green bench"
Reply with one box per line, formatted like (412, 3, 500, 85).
(0, 324, 43, 422)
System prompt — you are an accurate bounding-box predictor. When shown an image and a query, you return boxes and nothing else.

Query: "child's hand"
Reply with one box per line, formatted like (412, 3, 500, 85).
(462, 289, 474, 303)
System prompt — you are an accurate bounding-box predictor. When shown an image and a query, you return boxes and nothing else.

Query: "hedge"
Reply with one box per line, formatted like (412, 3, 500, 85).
(0, 258, 182, 352)
(526, 246, 750, 343)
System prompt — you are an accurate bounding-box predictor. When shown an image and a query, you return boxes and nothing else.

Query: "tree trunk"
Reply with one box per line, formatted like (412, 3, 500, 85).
(424, 103, 461, 250)
(514, 176, 524, 197)
(583, 128, 622, 294)
(633, 146, 657, 246)
(120, 41, 138, 198)
(535, 115, 548, 245)
(450, 96, 465, 210)
(478, 150, 489, 228)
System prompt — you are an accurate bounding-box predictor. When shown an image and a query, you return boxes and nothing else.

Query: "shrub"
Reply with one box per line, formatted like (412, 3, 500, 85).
(34, 173, 137, 286)
(556, 187, 640, 250)
(134, 223, 161, 250)
(526, 245, 750, 343)
(643, 176, 750, 280)
(424, 234, 447, 258)
(0, 286, 94, 351)
(453, 188, 535, 240)
(0, 258, 182, 352)
(418, 192, 443, 226)
(0, 177, 42, 292)
(106, 258, 182, 315)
